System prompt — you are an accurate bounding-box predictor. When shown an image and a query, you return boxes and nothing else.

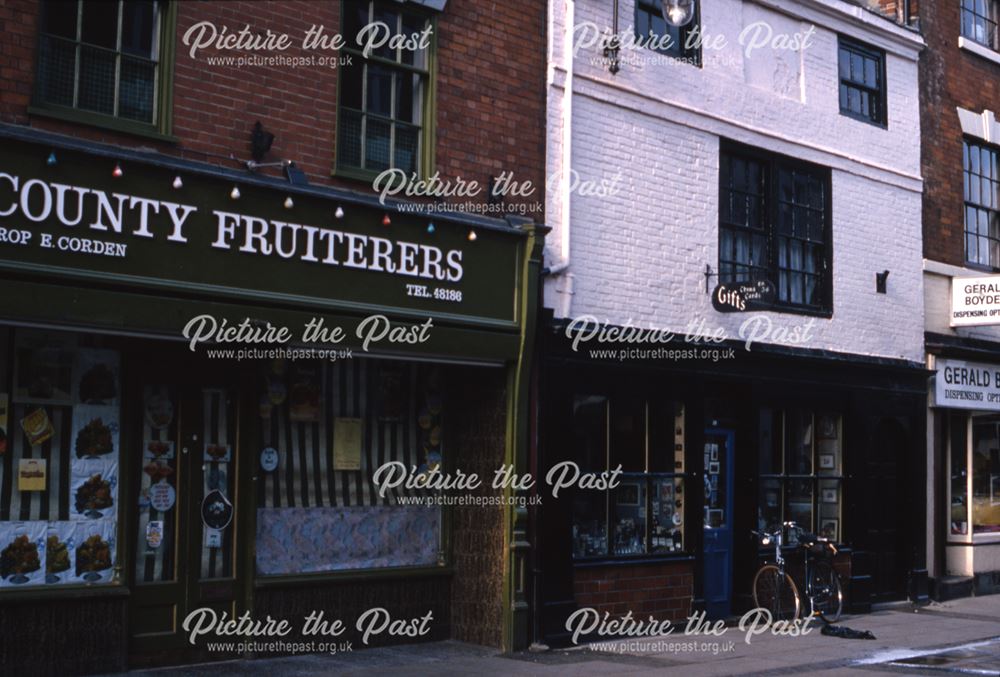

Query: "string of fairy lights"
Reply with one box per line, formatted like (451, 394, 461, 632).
(44, 151, 479, 242)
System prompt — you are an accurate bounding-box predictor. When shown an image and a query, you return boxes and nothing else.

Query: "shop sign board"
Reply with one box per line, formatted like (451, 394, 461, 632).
(935, 357, 1000, 411)
(951, 275, 1000, 326)
(0, 138, 523, 327)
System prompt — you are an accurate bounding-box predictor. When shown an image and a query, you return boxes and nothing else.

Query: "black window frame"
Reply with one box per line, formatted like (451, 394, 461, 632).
(634, 0, 701, 66)
(757, 408, 846, 545)
(961, 0, 1000, 51)
(963, 137, 1000, 270)
(570, 395, 691, 562)
(718, 141, 833, 317)
(837, 35, 887, 128)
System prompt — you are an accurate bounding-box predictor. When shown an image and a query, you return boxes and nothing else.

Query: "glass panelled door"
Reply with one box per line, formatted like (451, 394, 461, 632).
(128, 362, 243, 664)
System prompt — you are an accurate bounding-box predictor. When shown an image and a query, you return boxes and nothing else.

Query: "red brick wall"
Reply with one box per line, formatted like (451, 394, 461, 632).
(919, 1, 1000, 266)
(573, 562, 694, 622)
(0, 0, 546, 218)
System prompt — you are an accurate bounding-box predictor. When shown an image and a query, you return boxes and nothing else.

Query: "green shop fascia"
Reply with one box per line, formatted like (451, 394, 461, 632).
(0, 124, 544, 672)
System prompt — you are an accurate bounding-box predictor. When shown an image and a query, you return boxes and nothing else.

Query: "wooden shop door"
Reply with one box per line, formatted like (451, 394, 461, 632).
(127, 357, 247, 666)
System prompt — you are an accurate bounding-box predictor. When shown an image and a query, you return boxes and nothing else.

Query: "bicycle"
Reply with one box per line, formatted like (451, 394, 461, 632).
(751, 521, 843, 623)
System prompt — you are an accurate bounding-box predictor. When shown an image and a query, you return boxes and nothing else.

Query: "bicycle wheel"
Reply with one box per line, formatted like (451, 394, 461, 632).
(752, 564, 800, 621)
(809, 561, 843, 623)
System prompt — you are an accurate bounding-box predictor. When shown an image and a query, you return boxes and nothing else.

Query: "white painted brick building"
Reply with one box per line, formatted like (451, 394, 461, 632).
(532, 0, 932, 636)
(544, 0, 925, 361)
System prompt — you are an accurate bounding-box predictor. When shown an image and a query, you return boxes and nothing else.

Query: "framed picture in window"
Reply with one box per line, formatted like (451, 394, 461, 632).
(819, 454, 836, 470)
(818, 415, 838, 440)
(821, 488, 838, 504)
(708, 461, 720, 474)
(819, 519, 838, 541)
(616, 482, 640, 507)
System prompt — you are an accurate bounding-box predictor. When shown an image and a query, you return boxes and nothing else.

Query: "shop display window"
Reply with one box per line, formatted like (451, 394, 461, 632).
(571, 397, 687, 559)
(254, 359, 444, 574)
(951, 414, 1000, 539)
(0, 328, 121, 589)
(758, 408, 843, 542)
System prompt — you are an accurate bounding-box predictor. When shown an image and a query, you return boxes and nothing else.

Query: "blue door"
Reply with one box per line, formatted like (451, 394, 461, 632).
(703, 429, 735, 619)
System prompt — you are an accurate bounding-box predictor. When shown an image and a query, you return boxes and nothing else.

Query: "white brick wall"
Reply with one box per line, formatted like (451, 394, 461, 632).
(545, 0, 926, 362)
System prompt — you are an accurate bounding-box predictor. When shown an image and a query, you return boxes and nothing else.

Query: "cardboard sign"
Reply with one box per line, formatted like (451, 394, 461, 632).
(20, 408, 54, 446)
(18, 459, 47, 492)
(333, 417, 363, 470)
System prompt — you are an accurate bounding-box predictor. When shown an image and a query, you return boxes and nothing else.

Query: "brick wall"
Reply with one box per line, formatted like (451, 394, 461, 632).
(573, 562, 693, 622)
(0, 0, 546, 218)
(545, 0, 925, 362)
(448, 366, 508, 647)
(918, 1, 1000, 267)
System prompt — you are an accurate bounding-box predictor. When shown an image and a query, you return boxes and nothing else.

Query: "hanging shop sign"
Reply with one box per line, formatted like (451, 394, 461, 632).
(951, 275, 1000, 326)
(935, 357, 1000, 411)
(711, 280, 775, 313)
(0, 137, 523, 326)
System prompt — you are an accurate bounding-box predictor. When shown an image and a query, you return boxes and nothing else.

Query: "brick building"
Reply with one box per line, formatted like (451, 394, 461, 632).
(916, 0, 1000, 600)
(0, 1, 546, 673)
(534, 0, 928, 647)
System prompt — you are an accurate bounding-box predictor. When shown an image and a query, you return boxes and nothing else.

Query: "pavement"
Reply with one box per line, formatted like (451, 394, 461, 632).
(106, 595, 1000, 676)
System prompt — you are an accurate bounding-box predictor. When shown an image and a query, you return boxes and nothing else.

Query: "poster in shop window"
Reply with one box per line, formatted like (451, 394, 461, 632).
(70, 458, 118, 520)
(72, 349, 119, 406)
(13, 334, 75, 405)
(333, 417, 363, 470)
(45, 522, 75, 585)
(0, 521, 45, 587)
(73, 521, 115, 584)
(72, 404, 119, 459)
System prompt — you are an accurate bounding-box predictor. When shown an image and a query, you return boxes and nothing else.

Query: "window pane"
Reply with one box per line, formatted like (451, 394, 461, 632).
(971, 417, 1000, 534)
(816, 413, 842, 475)
(122, 0, 156, 58)
(365, 117, 391, 171)
(77, 44, 116, 115)
(372, 5, 399, 61)
(818, 479, 842, 542)
(785, 411, 813, 475)
(759, 478, 782, 533)
(401, 12, 429, 68)
(343, 0, 369, 39)
(119, 56, 155, 122)
(573, 492, 608, 558)
(652, 478, 684, 552)
(759, 408, 782, 475)
(366, 65, 393, 118)
(81, 0, 118, 49)
(338, 109, 363, 168)
(611, 398, 645, 472)
(573, 395, 607, 473)
(394, 124, 419, 175)
(340, 59, 364, 111)
(613, 480, 647, 555)
(42, 0, 78, 39)
(37, 35, 77, 107)
(395, 72, 421, 124)
(786, 478, 812, 532)
(648, 400, 683, 473)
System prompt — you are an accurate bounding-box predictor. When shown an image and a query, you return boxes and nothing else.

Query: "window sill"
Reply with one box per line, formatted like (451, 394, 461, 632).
(0, 582, 129, 604)
(838, 109, 887, 129)
(573, 554, 695, 568)
(28, 104, 177, 144)
(255, 564, 452, 588)
(958, 36, 1000, 68)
